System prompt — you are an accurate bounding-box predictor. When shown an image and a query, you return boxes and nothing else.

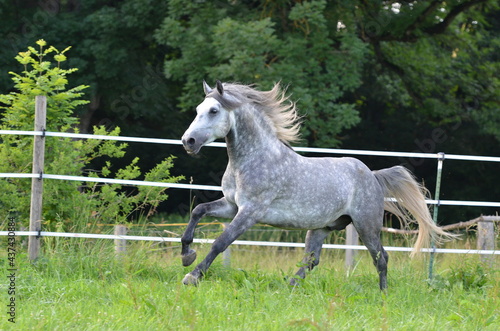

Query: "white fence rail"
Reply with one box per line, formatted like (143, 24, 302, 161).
(2, 129, 500, 163)
(2, 231, 499, 255)
(2, 172, 500, 208)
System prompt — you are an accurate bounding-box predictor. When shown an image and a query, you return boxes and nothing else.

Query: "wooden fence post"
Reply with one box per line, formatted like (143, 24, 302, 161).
(114, 225, 128, 254)
(477, 218, 495, 265)
(345, 224, 359, 269)
(28, 96, 46, 261)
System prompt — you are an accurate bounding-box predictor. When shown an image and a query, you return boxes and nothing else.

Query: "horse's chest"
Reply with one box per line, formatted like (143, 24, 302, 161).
(221, 164, 283, 206)
(221, 173, 235, 201)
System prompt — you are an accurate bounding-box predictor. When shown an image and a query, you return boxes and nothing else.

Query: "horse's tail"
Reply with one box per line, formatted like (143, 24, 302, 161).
(373, 166, 457, 256)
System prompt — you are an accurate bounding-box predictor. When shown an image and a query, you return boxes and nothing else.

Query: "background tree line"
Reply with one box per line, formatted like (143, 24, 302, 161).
(0, 0, 498, 224)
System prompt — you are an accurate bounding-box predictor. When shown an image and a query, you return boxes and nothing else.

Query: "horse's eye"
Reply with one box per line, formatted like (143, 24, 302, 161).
(209, 108, 218, 115)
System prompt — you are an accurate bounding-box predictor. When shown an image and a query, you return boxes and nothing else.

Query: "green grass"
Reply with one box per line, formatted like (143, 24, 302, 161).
(1, 238, 499, 330)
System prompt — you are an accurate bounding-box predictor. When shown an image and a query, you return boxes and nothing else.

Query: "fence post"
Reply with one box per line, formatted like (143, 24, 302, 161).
(345, 223, 359, 269)
(28, 96, 47, 261)
(429, 152, 445, 280)
(477, 218, 495, 265)
(114, 225, 128, 254)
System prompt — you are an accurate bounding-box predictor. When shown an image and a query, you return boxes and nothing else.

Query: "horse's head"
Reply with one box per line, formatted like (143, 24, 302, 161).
(182, 80, 233, 155)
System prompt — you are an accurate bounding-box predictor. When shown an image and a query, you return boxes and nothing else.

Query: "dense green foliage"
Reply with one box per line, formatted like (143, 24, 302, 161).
(0, 1, 499, 221)
(155, 0, 365, 146)
(1, 240, 498, 329)
(0, 40, 183, 229)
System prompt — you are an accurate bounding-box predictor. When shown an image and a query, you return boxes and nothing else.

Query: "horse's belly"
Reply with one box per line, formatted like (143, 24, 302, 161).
(260, 202, 344, 230)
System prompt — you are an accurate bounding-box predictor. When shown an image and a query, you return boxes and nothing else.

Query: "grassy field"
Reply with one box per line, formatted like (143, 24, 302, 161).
(1, 236, 499, 330)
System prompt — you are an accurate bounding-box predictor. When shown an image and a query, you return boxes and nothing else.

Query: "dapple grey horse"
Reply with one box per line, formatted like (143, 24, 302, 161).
(180, 81, 453, 290)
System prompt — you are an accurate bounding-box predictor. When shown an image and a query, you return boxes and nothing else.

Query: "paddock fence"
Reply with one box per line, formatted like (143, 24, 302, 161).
(1, 96, 499, 267)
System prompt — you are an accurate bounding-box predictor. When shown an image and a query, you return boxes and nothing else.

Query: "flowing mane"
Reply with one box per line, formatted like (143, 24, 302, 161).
(207, 82, 302, 145)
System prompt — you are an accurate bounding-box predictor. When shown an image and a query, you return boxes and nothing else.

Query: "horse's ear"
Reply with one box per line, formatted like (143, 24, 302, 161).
(203, 80, 212, 95)
(216, 80, 224, 95)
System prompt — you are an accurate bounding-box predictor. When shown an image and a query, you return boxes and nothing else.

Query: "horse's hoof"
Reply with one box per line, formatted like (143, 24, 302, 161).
(289, 277, 301, 287)
(182, 273, 199, 286)
(182, 249, 197, 266)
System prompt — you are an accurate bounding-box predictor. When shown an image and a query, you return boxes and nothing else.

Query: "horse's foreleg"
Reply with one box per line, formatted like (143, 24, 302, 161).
(181, 198, 237, 267)
(290, 228, 331, 286)
(183, 206, 258, 285)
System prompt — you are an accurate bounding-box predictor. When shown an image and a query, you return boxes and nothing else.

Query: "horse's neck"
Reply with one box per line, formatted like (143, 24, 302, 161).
(225, 106, 284, 162)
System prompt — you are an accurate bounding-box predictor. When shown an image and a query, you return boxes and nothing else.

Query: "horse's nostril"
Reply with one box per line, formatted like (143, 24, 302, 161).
(187, 138, 196, 146)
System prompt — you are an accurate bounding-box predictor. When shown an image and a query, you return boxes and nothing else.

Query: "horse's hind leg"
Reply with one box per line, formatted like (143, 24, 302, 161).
(290, 228, 331, 286)
(355, 223, 389, 290)
(367, 241, 388, 290)
(291, 216, 352, 286)
(181, 197, 237, 266)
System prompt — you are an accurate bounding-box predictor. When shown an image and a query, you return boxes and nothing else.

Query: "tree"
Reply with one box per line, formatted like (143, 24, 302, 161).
(154, 0, 499, 148)
(155, 0, 365, 147)
(349, 0, 500, 222)
(355, 0, 499, 138)
(0, 0, 176, 136)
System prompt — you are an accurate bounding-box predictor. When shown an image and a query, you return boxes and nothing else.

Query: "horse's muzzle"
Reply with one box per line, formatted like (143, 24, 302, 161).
(181, 137, 193, 149)
(181, 137, 198, 155)
(181, 131, 206, 156)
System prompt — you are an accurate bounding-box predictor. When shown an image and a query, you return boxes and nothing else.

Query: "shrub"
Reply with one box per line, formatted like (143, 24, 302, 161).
(0, 40, 183, 231)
